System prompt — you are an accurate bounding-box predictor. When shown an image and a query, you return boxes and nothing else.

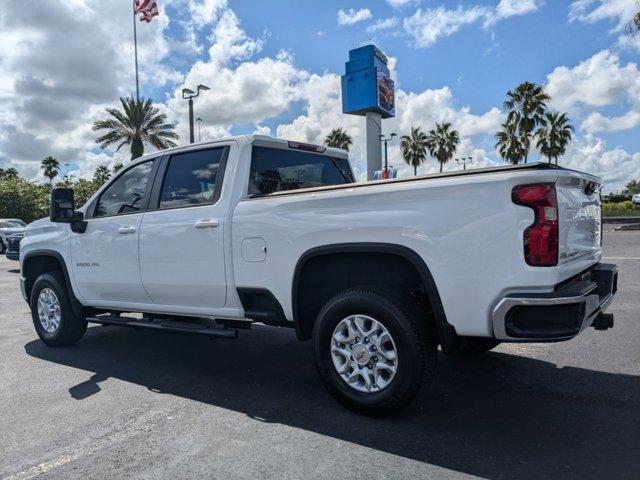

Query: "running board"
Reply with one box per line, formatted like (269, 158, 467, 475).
(86, 315, 239, 339)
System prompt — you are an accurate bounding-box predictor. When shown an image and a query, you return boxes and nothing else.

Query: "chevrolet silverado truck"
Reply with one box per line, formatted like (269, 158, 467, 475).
(19, 135, 618, 416)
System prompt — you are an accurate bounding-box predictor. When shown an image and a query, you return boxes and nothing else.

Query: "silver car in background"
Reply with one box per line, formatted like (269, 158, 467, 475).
(0, 219, 26, 254)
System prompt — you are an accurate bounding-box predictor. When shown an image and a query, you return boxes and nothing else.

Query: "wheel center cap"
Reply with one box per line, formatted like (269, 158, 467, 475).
(352, 344, 370, 365)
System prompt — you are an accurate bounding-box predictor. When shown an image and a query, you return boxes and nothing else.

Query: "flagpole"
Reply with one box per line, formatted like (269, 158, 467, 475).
(133, 0, 140, 101)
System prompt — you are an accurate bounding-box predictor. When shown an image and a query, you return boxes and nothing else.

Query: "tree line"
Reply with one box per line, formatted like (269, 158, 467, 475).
(325, 81, 574, 174)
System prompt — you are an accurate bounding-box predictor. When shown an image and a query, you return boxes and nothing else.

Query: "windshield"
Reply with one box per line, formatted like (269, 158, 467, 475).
(7, 220, 25, 227)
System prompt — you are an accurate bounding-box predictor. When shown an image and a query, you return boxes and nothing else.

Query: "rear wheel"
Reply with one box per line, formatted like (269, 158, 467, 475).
(0, 239, 5, 254)
(313, 288, 437, 417)
(30, 272, 87, 346)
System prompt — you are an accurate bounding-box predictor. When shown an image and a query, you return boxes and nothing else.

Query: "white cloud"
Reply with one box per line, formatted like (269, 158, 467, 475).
(404, 1, 542, 47)
(496, 0, 543, 18)
(0, 0, 180, 174)
(560, 135, 640, 193)
(187, 0, 228, 29)
(366, 17, 400, 33)
(337, 8, 372, 26)
(581, 111, 640, 133)
(386, 0, 417, 8)
(545, 50, 639, 112)
(404, 6, 491, 48)
(206, 8, 264, 66)
(569, 0, 637, 31)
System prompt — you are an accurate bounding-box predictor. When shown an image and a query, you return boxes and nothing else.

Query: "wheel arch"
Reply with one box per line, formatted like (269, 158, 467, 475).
(291, 242, 460, 350)
(22, 250, 84, 316)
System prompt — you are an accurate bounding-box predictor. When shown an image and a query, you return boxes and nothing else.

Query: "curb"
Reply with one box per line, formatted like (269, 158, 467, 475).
(603, 217, 640, 224)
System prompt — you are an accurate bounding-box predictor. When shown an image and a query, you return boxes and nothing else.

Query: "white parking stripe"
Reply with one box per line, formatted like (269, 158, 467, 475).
(2, 450, 87, 480)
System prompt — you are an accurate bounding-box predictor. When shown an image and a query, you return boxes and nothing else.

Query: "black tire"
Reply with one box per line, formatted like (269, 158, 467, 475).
(446, 337, 499, 356)
(30, 271, 87, 347)
(313, 288, 437, 417)
(0, 239, 5, 254)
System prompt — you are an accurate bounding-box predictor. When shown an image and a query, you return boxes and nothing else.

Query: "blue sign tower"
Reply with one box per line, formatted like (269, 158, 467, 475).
(341, 45, 395, 180)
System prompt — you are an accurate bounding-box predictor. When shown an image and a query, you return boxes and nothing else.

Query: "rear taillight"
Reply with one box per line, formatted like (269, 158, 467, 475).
(512, 184, 559, 267)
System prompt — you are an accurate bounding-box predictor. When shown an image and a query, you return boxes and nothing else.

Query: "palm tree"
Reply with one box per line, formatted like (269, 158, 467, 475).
(93, 165, 111, 185)
(536, 112, 574, 164)
(425, 122, 460, 173)
(503, 82, 550, 163)
(324, 127, 353, 151)
(112, 162, 124, 174)
(93, 97, 179, 160)
(0, 167, 19, 180)
(400, 126, 428, 176)
(495, 121, 525, 164)
(41, 156, 60, 185)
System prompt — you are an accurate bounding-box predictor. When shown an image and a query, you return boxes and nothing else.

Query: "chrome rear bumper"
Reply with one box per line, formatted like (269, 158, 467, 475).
(492, 263, 618, 342)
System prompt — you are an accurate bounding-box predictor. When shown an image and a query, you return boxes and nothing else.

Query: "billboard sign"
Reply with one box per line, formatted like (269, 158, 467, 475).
(341, 45, 395, 119)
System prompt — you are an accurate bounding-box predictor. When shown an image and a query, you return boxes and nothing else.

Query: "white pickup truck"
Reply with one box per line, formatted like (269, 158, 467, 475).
(19, 135, 618, 416)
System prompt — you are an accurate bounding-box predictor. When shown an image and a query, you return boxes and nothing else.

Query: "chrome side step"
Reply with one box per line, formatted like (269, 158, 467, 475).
(86, 315, 239, 339)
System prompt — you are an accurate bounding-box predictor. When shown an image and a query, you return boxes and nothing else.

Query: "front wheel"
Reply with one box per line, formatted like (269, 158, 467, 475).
(30, 272, 87, 346)
(313, 288, 437, 417)
(0, 239, 5, 254)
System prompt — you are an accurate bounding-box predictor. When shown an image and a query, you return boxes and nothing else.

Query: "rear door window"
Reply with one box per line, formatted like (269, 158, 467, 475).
(248, 147, 353, 196)
(159, 147, 225, 209)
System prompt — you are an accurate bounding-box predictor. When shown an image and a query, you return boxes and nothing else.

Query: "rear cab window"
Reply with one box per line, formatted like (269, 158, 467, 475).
(248, 146, 354, 196)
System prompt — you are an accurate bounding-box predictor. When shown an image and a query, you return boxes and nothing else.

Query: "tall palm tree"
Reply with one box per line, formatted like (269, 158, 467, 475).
(41, 156, 60, 185)
(425, 122, 460, 173)
(503, 82, 550, 163)
(400, 126, 428, 176)
(536, 112, 574, 164)
(93, 165, 111, 185)
(495, 121, 525, 164)
(93, 97, 179, 160)
(324, 127, 353, 151)
(112, 162, 124, 174)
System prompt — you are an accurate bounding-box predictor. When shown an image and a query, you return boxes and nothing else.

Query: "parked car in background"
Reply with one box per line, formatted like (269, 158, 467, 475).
(632, 193, 640, 205)
(0, 219, 26, 254)
(5, 232, 23, 261)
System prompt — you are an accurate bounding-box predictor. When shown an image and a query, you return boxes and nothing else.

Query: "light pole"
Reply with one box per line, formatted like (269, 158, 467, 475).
(455, 156, 473, 171)
(182, 84, 210, 144)
(196, 117, 203, 142)
(379, 133, 397, 178)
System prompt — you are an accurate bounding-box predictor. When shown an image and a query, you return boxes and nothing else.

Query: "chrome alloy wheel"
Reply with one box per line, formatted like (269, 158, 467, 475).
(330, 314, 398, 393)
(37, 288, 61, 333)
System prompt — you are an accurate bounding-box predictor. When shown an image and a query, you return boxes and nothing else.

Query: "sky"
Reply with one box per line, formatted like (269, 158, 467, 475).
(0, 0, 639, 192)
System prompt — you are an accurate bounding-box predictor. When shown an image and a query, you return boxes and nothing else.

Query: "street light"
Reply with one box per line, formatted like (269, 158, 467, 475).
(455, 156, 473, 171)
(182, 84, 210, 144)
(196, 117, 203, 142)
(379, 133, 397, 179)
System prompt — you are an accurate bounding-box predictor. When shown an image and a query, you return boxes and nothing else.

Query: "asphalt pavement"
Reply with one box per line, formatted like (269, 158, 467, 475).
(0, 229, 638, 480)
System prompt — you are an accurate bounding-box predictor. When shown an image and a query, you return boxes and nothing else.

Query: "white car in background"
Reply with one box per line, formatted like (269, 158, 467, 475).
(0, 219, 26, 254)
(632, 193, 640, 205)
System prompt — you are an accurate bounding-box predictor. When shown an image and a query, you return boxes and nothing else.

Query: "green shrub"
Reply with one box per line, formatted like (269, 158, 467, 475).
(602, 201, 640, 217)
(0, 178, 101, 223)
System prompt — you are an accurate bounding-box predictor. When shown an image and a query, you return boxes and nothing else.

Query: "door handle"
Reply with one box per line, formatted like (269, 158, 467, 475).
(194, 219, 219, 229)
(118, 226, 136, 234)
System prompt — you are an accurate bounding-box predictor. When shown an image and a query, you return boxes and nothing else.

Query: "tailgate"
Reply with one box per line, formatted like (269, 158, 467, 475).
(556, 172, 602, 265)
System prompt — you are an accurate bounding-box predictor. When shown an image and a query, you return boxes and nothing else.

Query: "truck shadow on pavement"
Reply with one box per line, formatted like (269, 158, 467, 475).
(25, 324, 640, 480)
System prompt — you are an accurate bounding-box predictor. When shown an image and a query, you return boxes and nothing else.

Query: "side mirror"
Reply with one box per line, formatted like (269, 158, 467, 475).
(50, 188, 87, 233)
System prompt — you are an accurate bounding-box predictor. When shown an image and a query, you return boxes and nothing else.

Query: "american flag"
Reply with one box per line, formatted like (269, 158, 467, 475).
(135, 0, 158, 23)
